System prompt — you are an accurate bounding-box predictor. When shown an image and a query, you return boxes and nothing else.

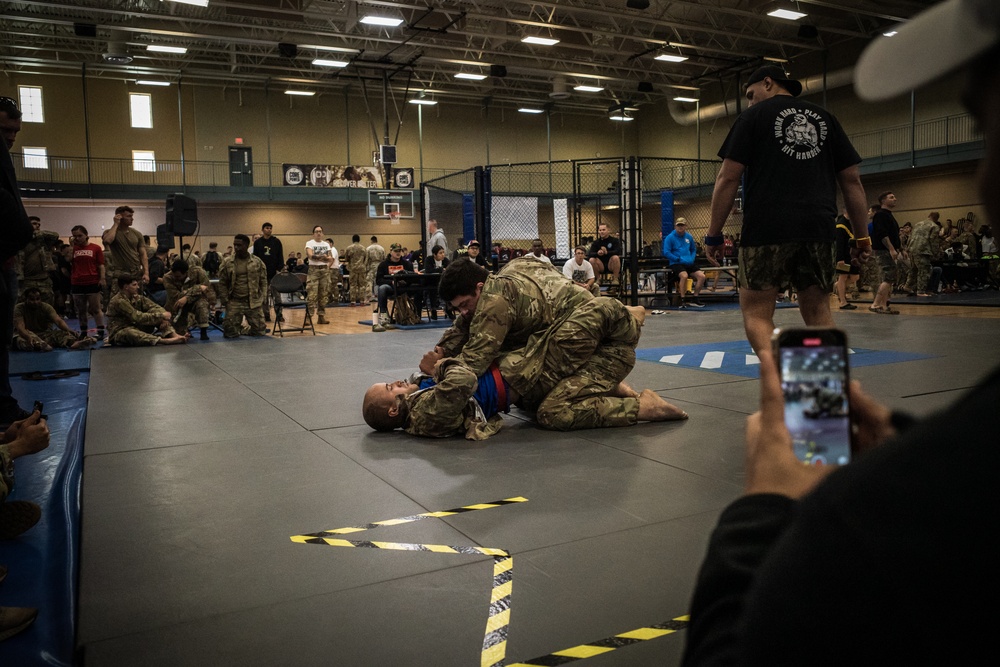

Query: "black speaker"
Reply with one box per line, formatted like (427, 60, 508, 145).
(626, 0, 650, 9)
(797, 24, 819, 39)
(490, 64, 507, 78)
(156, 224, 175, 250)
(278, 42, 298, 58)
(74, 23, 97, 38)
(638, 81, 654, 93)
(166, 194, 198, 236)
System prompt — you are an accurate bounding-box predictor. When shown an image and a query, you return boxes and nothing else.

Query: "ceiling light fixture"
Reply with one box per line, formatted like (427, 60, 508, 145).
(312, 58, 349, 68)
(409, 98, 438, 105)
(454, 72, 487, 80)
(518, 108, 544, 114)
(883, 30, 898, 37)
(655, 53, 688, 63)
(301, 45, 360, 54)
(168, 0, 209, 7)
(522, 36, 560, 46)
(284, 90, 315, 96)
(764, 56, 789, 63)
(360, 16, 404, 27)
(574, 84, 604, 93)
(147, 45, 187, 54)
(767, 7, 807, 21)
(673, 96, 698, 103)
(137, 80, 171, 86)
(610, 112, 633, 122)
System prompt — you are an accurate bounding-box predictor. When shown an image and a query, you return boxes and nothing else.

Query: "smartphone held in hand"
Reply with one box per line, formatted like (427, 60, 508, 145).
(772, 327, 853, 466)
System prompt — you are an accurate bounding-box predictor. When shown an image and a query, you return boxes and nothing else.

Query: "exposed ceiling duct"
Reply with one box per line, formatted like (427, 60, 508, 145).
(667, 67, 856, 125)
(549, 76, 570, 100)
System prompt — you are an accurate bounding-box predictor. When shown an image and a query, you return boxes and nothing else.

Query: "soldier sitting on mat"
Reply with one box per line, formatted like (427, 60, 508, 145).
(364, 297, 687, 439)
(12, 287, 96, 351)
(106, 277, 188, 346)
(164, 259, 215, 341)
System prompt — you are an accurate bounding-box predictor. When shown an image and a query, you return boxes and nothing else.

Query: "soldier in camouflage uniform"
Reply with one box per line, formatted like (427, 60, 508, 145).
(365, 236, 386, 301)
(216, 234, 268, 338)
(106, 277, 187, 346)
(342, 234, 370, 306)
(423, 257, 598, 384)
(364, 297, 686, 439)
(12, 287, 95, 351)
(164, 258, 215, 340)
(906, 214, 942, 296)
(101, 205, 150, 298)
(16, 217, 59, 306)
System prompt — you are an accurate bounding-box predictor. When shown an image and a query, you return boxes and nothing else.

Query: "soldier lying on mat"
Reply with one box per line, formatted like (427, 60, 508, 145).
(363, 297, 687, 439)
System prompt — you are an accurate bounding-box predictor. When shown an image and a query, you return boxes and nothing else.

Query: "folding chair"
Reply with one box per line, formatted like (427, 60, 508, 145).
(269, 271, 315, 336)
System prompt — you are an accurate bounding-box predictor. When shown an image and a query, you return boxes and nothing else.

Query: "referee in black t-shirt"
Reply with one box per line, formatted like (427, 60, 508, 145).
(869, 191, 902, 314)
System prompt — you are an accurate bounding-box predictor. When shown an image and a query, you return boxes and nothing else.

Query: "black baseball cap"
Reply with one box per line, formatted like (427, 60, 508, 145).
(746, 65, 802, 97)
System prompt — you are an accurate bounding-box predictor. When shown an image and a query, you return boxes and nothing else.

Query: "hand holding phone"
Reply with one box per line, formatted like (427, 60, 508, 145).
(772, 327, 853, 466)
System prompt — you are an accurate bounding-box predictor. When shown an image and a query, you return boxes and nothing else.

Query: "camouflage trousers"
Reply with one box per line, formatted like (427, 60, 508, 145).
(907, 254, 934, 292)
(500, 296, 641, 430)
(366, 268, 378, 298)
(12, 328, 77, 351)
(173, 298, 211, 334)
(223, 298, 267, 338)
(19, 277, 54, 306)
(109, 324, 176, 346)
(737, 242, 836, 292)
(306, 266, 332, 315)
(347, 271, 369, 304)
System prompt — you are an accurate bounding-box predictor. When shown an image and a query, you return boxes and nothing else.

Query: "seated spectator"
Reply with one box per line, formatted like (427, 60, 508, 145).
(979, 225, 997, 256)
(164, 259, 215, 341)
(106, 277, 187, 346)
(525, 238, 552, 264)
(464, 240, 490, 269)
(562, 245, 601, 297)
(587, 224, 622, 290)
(424, 245, 449, 321)
(146, 246, 170, 306)
(372, 243, 422, 332)
(12, 287, 95, 351)
(0, 407, 49, 641)
(663, 218, 706, 308)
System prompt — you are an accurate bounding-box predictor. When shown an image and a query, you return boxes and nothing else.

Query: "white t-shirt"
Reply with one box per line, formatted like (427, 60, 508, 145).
(306, 239, 336, 267)
(563, 257, 595, 284)
(527, 252, 552, 265)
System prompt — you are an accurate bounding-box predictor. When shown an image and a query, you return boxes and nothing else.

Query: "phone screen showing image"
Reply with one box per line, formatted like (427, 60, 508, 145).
(778, 335, 852, 466)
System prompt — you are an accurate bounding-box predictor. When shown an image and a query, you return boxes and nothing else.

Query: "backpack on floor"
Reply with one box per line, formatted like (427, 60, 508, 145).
(393, 294, 422, 325)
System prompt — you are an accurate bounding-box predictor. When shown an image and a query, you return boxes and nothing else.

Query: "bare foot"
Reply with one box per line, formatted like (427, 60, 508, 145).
(625, 305, 646, 327)
(637, 388, 688, 421)
(69, 337, 96, 350)
(614, 381, 641, 398)
(159, 334, 188, 345)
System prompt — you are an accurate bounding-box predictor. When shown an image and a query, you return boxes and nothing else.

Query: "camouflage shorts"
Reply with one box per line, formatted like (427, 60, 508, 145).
(872, 250, 898, 285)
(738, 242, 835, 292)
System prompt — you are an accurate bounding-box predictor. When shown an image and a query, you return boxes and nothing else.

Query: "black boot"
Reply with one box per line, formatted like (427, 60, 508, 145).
(200, 327, 210, 341)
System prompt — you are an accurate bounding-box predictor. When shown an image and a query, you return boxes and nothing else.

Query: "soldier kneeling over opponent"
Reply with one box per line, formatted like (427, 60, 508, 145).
(363, 297, 687, 439)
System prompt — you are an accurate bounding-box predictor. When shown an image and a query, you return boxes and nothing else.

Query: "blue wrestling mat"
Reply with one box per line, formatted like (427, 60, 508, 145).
(10, 347, 91, 376)
(637, 339, 936, 379)
(2, 369, 86, 665)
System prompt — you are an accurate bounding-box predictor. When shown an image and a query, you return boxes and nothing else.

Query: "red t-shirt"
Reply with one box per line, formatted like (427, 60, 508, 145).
(71, 243, 105, 286)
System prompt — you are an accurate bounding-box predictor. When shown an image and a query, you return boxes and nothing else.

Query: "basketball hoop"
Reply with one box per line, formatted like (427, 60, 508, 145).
(388, 211, 401, 225)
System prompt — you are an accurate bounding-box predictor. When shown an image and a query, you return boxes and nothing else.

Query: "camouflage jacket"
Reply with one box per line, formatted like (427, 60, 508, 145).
(217, 253, 268, 308)
(403, 359, 503, 440)
(908, 219, 940, 257)
(16, 229, 60, 280)
(366, 244, 386, 268)
(343, 242, 369, 273)
(164, 265, 215, 311)
(436, 258, 593, 378)
(107, 292, 167, 336)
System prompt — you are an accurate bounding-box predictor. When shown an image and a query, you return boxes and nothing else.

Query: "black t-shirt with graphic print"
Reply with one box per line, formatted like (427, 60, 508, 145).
(717, 95, 861, 248)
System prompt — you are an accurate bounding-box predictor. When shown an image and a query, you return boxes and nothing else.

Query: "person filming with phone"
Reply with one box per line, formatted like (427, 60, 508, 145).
(683, 2, 1000, 663)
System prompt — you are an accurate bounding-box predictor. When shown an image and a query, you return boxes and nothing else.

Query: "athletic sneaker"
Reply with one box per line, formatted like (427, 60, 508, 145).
(688, 300, 705, 308)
